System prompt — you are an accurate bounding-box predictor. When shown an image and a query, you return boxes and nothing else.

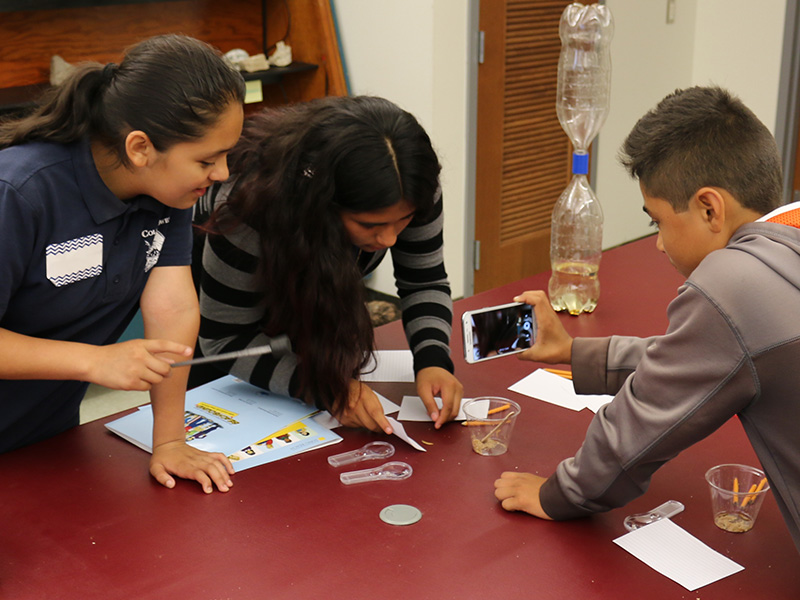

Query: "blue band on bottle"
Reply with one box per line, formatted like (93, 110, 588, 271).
(572, 152, 589, 175)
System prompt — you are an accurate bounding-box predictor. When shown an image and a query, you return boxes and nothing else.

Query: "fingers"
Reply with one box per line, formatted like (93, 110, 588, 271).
(338, 382, 393, 434)
(194, 457, 234, 494)
(438, 379, 464, 425)
(511, 291, 573, 365)
(143, 339, 194, 358)
(417, 388, 441, 426)
(355, 388, 393, 435)
(493, 471, 552, 519)
(150, 445, 235, 494)
(513, 290, 549, 308)
(149, 463, 176, 489)
(416, 367, 464, 428)
(372, 411, 393, 435)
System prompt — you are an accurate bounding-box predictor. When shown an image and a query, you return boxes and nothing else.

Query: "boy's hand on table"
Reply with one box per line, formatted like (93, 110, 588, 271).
(150, 441, 235, 494)
(494, 471, 553, 520)
(337, 380, 393, 434)
(416, 366, 464, 429)
(513, 291, 574, 365)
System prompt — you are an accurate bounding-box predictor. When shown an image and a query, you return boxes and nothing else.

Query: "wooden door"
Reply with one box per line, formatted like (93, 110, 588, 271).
(474, 0, 573, 293)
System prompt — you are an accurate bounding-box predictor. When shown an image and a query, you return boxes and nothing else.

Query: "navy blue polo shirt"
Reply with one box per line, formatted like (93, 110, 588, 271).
(0, 138, 192, 452)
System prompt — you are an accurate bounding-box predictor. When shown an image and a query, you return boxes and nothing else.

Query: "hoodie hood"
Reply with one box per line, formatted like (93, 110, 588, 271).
(727, 216, 800, 291)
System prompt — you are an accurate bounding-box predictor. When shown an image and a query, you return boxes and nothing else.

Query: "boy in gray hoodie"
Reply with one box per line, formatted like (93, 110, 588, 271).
(494, 86, 800, 553)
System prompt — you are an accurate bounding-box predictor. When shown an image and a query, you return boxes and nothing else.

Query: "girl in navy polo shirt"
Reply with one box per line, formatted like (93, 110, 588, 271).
(0, 34, 244, 494)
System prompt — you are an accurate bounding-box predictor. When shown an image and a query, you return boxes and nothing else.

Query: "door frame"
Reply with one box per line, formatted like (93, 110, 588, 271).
(776, 0, 800, 204)
(463, 0, 481, 298)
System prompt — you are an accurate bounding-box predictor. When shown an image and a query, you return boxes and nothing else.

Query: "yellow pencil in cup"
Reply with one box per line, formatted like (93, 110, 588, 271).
(462, 402, 510, 425)
(741, 477, 767, 508)
(733, 477, 739, 505)
(740, 483, 757, 508)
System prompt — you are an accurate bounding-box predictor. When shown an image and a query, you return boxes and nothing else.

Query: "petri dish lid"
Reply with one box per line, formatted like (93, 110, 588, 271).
(379, 504, 422, 526)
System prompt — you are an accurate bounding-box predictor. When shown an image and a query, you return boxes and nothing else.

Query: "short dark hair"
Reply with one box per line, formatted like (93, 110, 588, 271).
(619, 86, 782, 214)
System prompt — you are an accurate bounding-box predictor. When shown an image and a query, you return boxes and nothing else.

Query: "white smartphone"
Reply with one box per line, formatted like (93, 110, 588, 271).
(461, 301, 536, 364)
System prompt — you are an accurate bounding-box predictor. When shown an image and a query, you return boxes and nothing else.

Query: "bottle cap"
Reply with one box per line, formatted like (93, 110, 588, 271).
(380, 504, 422, 526)
(572, 152, 589, 175)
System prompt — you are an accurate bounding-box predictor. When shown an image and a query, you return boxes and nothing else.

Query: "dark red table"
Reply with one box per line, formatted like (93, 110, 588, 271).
(1, 235, 797, 599)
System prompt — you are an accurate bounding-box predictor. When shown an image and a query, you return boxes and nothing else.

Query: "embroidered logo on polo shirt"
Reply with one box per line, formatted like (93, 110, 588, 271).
(143, 230, 165, 273)
(45, 233, 103, 287)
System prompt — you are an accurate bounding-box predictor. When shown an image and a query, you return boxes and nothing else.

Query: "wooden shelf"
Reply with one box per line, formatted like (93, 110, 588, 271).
(241, 61, 317, 85)
(0, 83, 49, 117)
(0, 0, 346, 108)
(0, 61, 320, 117)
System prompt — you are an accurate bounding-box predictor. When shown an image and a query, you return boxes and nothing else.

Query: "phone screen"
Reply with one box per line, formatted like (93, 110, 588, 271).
(463, 303, 536, 363)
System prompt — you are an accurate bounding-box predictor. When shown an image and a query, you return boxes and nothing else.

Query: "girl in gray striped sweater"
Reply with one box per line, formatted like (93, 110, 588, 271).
(195, 96, 463, 433)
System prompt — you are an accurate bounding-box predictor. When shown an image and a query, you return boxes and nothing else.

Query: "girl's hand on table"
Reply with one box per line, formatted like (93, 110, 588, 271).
(150, 440, 235, 494)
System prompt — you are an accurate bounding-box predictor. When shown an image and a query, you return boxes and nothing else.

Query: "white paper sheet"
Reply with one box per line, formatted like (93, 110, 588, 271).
(397, 396, 480, 422)
(386, 416, 427, 451)
(508, 369, 612, 412)
(613, 519, 744, 591)
(360, 350, 415, 382)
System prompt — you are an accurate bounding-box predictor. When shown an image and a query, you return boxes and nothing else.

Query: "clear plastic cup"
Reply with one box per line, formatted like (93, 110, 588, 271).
(705, 464, 770, 533)
(462, 397, 520, 456)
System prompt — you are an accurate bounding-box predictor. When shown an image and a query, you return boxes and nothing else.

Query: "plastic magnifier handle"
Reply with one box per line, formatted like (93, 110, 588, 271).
(339, 461, 413, 485)
(327, 441, 395, 467)
(623, 499, 685, 531)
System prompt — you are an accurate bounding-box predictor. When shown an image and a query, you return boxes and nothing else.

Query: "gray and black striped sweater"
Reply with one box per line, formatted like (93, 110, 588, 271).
(195, 180, 455, 404)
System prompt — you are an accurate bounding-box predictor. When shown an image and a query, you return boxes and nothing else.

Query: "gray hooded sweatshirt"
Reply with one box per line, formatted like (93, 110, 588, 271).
(539, 213, 800, 554)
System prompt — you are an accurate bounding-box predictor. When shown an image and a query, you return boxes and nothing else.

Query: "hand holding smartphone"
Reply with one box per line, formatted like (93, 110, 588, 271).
(462, 301, 536, 364)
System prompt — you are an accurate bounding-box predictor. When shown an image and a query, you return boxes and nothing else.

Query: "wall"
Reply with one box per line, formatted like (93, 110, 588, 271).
(598, 0, 698, 249)
(333, 0, 471, 298)
(693, 0, 786, 131)
(599, 0, 788, 251)
(334, 0, 789, 297)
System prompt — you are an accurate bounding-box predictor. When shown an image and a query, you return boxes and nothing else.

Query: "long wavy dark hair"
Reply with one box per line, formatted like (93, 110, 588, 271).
(0, 34, 245, 160)
(212, 95, 441, 414)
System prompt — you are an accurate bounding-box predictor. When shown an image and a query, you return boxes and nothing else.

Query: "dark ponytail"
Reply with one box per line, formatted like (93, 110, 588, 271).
(0, 34, 245, 164)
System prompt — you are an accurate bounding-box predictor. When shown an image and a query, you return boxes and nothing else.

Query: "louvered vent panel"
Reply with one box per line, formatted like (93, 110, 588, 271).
(500, 0, 571, 244)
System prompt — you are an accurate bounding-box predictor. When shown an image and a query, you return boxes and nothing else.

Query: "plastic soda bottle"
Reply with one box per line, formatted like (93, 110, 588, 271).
(548, 153, 603, 315)
(548, 2, 613, 315)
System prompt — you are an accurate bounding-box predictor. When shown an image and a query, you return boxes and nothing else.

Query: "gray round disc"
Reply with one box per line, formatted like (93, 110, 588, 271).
(379, 504, 422, 526)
